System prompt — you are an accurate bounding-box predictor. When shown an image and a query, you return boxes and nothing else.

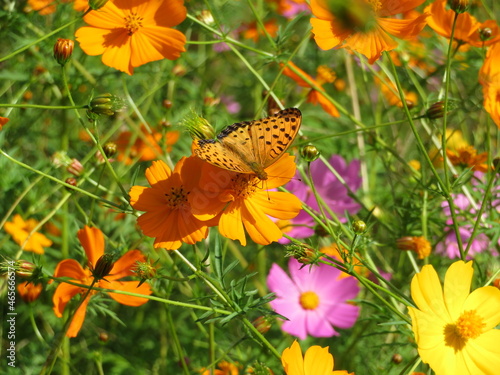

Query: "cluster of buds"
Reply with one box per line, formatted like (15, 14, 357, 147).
(285, 243, 321, 265)
(52, 151, 84, 176)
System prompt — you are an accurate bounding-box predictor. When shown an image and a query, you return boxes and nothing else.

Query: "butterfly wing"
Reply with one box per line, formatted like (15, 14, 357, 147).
(194, 108, 302, 179)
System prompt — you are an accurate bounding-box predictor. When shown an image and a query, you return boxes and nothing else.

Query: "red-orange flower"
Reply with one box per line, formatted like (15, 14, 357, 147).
(446, 145, 489, 172)
(27, 0, 88, 15)
(199, 361, 240, 375)
(479, 43, 500, 129)
(374, 76, 418, 108)
(18, 281, 43, 303)
(115, 125, 180, 165)
(310, 0, 428, 64)
(425, 0, 500, 47)
(52, 226, 151, 337)
(129, 157, 216, 250)
(241, 19, 279, 42)
(0, 116, 9, 130)
(282, 62, 340, 117)
(190, 153, 302, 246)
(4, 214, 53, 254)
(75, 0, 187, 75)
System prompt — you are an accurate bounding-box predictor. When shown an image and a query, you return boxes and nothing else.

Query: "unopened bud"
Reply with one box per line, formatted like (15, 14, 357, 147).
(87, 93, 126, 119)
(352, 220, 366, 234)
(91, 254, 115, 280)
(18, 281, 43, 303)
(15, 260, 37, 278)
(480, 28, 493, 41)
(172, 64, 187, 76)
(392, 353, 403, 364)
(196, 10, 215, 25)
(285, 244, 320, 265)
(133, 260, 157, 287)
(162, 99, 173, 109)
(103, 142, 117, 158)
(65, 178, 77, 191)
(425, 101, 458, 120)
(183, 110, 216, 140)
(99, 332, 109, 342)
(300, 145, 320, 163)
(67, 158, 84, 176)
(53, 38, 74, 66)
(448, 0, 469, 14)
(252, 316, 272, 334)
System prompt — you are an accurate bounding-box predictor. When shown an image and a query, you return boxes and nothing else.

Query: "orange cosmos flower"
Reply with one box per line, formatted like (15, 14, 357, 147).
(425, 0, 500, 47)
(282, 62, 340, 117)
(479, 42, 500, 129)
(4, 214, 53, 254)
(446, 145, 489, 172)
(374, 76, 418, 108)
(310, 0, 428, 64)
(200, 361, 241, 375)
(52, 226, 151, 337)
(115, 125, 180, 165)
(27, 0, 88, 15)
(241, 19, 279, 42)
(75, 0, 187, 75)
(190, 153, 302, 246)
(129, 156, 216, 250)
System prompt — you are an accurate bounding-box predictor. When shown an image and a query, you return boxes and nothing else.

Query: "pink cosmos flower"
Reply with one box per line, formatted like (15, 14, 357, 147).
(279, 155, 362, 243)
(267, 258, 360, 339)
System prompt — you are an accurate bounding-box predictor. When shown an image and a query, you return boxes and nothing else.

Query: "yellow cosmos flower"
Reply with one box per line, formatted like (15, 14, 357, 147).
(281, 340, 354, 375)
(408, 261, 500, 375)
(75, 0, 187, 75)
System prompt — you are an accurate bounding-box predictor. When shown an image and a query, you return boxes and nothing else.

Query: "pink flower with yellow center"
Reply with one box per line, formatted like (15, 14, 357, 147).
(267, 258, 360, 339)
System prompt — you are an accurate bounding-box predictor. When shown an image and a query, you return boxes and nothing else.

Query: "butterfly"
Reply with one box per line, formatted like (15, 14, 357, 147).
(194, 108, 302, 180)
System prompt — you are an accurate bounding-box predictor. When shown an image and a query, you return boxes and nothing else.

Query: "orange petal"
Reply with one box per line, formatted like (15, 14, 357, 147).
(52, 282, 85, 318)
(82, 0, 125, 28)
(145, 160, 173, 187)
(241, 197, 283, 245)
(66, 296, 91, 337)
(343, 24, 398, 64)
(100, 29, 134, 75)
(109, 250, 147, 280)
(53, 259, 88, 279)
(265, 154, 297, 189)
(219, 201, 247, 246)
(377, 14, 429, 41)
(309, 91, 340, 117)
(282, 62, 314, 88)
(311, 18, 350, 50)
(378, 0, 427, 17)
(77, 226, 105, 266)
(252, 191, 302, 220)
(140, 0, 187, 28)
(103, 280, 152, 306)
(131, 27, 186, 67)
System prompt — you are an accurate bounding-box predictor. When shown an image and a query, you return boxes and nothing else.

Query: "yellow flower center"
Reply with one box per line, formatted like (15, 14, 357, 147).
(299, 291, 320, 310)
(124, 12, 144, 35)
(444, 310, 486, 350)
(165, 186, 189, 209)
(367, 0, 382, 12)
(316, 65, 336, 85)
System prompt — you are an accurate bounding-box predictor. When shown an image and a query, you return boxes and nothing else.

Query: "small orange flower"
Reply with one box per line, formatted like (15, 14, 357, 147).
(310, 0, 428, 64)
(4, 214, 53, 254)
(52, 226, 151, 337)
(479, 43, 500, 129)
(27, 0, 88, 15)
(190, 153, 302, 246)
(425, 0, 500, 47)
(0, 116, 9, 130)
(115, 125, 180, 165)
(396, 236, 431, 259)
(75, 0, 187, 75)
(129, 157, 216, 250)
(282, 62, 340, 117)
(18, 281, 43, 303)
(374, 76, 418, 108)
(446, 145, 489, 172)
(200, 361, 240, 375)
(241, 19, 279, 42)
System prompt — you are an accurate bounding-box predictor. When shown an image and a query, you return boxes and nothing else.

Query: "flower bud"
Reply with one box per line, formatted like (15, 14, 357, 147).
(352, 220, 366, 234)
(448, 0, 469, 14)
(99, 332, 109, 342)
(300, 145, 320, 163)
(133, 260, 157, 286)
(65, 178, 78, 191)
(103, 142, 117, 158)
(392, 353, 403, 364)
(162, 99, 173, 109)
(87, 93, 126, 119)
(172, 64, 187, 76)
(252, 316, 272, 335)
(15, 260, 38, 278)
(183, 110, 216, 140)
(91, 254, 115, 280)
(425, 101, 445, 119)
(285, 244, 320, 265)
(480, 28, 493, 41)
(53, 38, 74, 66)
(196, 10, 215, 25)
(67, 158, 84, 176)
(89, 0, 109, 10)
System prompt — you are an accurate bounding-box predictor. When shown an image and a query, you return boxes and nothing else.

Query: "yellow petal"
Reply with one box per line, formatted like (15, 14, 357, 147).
(281, 341, 305, 375)
(303, 346, 334, 375)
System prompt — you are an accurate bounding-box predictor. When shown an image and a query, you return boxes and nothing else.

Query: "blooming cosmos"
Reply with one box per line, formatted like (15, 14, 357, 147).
(129, 156, 216, 250)
(75, 0, 187, 75)
(282, 62, 340, 117)
(282, 340, 354, 375)
(310, 0, 429, 63)
(18, 281, 43, 303)
(199, 361, 240, 375)
(479, 42, 500, 129)
(4, 214, 53, 254)
(425, 0, 500, 47)
(52, 226, 151, 337)
(115, 125, 180, 165)
(28, 0, 87, 15)
(279, 155, 361, 243)
(267, 258, 360, 339)
(408, 261, 500, 375)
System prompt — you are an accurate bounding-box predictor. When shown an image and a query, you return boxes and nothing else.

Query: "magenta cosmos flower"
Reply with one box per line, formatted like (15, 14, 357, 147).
(267, 258, 360, 339)
(279, 155, 362, 243)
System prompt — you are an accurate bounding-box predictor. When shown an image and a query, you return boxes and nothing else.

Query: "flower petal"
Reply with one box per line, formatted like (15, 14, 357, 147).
(343, 24, 398, 64)
(281, 341, 305, 375)
(303, 345, 334, 375)
(443, 260, 473, 319)
(103, 280, 152, 306)
(77, 226, 105, 267)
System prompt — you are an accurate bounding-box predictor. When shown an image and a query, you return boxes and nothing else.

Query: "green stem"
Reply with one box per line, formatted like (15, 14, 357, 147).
(0, 104, 86, 109)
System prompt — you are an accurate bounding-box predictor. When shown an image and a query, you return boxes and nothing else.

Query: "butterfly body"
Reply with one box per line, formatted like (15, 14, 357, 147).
(195, 108, 302, 180)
